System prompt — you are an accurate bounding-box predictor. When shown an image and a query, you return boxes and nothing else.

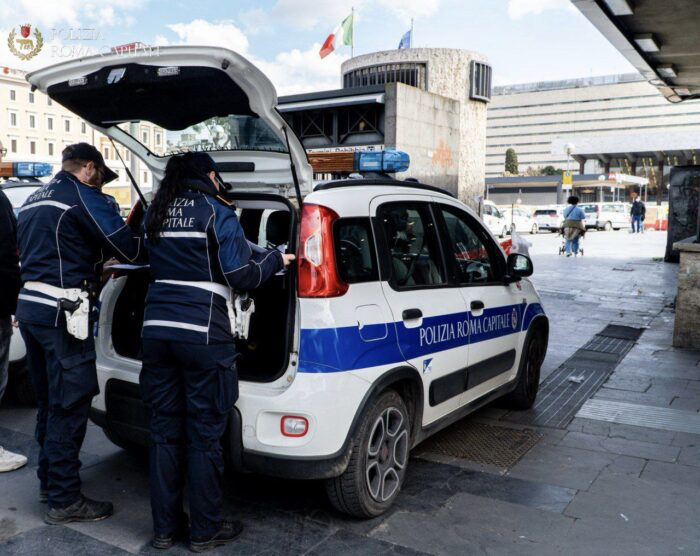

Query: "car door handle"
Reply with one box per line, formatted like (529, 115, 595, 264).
(470, 300, 485, 311)
(402, 308, 423, 320)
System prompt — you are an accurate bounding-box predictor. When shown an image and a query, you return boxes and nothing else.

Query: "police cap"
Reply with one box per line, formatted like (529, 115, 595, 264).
(62, 142, 119, 185)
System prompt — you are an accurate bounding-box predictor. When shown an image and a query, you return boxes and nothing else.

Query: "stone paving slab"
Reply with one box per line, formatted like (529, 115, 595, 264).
(558, 431, 681, 462)
(0, 525, 130, 555)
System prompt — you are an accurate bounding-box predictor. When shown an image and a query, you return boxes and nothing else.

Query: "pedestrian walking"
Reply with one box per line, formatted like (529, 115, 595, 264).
(0, 187, 26, 473)
(561, 196, 586, 257)
(631, 198, 646, 233)
(15, 143, 143, 523)
(140, 152, 294, 552)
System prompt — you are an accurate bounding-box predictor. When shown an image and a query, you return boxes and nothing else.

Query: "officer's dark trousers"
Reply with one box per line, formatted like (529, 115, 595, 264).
(140, 339, 238, 540)
(19, 323, 99, 509)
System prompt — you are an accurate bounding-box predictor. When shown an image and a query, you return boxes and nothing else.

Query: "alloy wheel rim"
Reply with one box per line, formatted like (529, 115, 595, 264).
(365, 407, 408, 503)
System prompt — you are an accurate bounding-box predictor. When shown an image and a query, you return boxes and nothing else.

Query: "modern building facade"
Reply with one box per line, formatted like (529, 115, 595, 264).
(280, 48, 492, 206)
(486, 73, 700, 178)
(0, 66, 165, 207)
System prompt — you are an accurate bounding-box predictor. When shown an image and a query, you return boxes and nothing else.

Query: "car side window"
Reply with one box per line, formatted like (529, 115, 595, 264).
(334, 218, 378, 284)
(438, 205, 502, 286)
(377, 202, 445, 289)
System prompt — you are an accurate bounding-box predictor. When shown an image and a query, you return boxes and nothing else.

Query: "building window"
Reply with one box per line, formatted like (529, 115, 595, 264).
(155, 132, 161, 146)
(81, 121, 87, 134)
(142, 130, 149, 144)
(10, 139, 17, 153)
(47, 116, 54, 130)
(48, 143, 54, 156)
(64, 118, 71, 132)
(28, 92, 35, 103)
(9, 89, 15, 101)
(103, 146, 110, 159)
(9, 112, 17, 127)
(125, 150, 130, 161)
(47, 98, 52, 106)
(30, 140, 36, 154)
(143, 171, 148, 183)
(29, 114, 36, 129)
(343, 62, 427, 90)
(470, 61, 492, 102)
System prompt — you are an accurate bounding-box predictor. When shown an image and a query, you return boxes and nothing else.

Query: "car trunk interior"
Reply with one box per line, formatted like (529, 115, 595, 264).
(109, 193, 296, 383)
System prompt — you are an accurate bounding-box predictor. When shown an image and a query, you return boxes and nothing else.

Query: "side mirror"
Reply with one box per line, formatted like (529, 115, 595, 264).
(505, 253, 533, 282)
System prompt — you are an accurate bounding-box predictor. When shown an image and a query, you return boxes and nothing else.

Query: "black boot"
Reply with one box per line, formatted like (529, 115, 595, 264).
(189, 520, 244, 553)
(44, 494, 113, 525)
(152, 513, 190, 550)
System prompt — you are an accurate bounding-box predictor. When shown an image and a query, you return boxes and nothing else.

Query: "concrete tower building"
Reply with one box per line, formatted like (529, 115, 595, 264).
(341, 49, 490, 205)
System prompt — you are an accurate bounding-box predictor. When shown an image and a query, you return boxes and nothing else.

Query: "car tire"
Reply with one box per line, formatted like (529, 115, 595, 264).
(325, 390, 410, 518)
(502, 328, 546, 410)
(13, 367, 37, 406)
(603, 221, 612, 231)
(530, 224, 538, 235)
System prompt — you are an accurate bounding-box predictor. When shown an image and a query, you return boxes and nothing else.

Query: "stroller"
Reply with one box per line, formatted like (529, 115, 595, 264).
(558, 225, 585, 256)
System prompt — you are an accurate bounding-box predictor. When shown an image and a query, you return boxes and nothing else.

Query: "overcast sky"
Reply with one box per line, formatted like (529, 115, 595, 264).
(0, 0, 637, 95)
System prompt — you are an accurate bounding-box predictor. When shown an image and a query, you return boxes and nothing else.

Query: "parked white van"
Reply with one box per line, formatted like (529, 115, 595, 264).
(580, 202, 630, 231)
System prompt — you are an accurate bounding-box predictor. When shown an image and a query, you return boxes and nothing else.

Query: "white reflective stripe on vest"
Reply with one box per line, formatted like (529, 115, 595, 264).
(17, 293, 58, 307)
(18, 200, 72, 213)
(24, 281, 81, 300)
(157, 231, 207, 239)
(142, 320, 209, 333)
(155, 279, 231, 299)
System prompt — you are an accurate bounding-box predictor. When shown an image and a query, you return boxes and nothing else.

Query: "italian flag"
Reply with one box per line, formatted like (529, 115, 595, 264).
(319, 13, 353, 59)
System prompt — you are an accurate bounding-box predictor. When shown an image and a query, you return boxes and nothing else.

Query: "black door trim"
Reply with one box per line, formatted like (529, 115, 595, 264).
(428, 349, 517, 407)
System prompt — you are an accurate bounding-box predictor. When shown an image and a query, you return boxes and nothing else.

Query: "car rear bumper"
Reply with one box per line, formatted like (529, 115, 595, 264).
(88, 379, 353, 480)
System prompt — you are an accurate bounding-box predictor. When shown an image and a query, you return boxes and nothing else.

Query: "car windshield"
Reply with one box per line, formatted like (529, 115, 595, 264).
(125, 115, 287, 157)
(581, 205, 597, 213)
(535, 209, 557, 216)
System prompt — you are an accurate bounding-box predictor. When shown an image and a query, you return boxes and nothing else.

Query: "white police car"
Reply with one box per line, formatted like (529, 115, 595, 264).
(28, 46, 548, 518)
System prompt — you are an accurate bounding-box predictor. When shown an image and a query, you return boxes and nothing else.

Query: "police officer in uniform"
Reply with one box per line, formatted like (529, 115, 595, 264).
(140, 152, 294, 551)
(16, 143, 143, 524)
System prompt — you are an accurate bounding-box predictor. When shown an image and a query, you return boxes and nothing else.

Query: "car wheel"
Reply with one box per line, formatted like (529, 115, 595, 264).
(325, 390, 410, 518)
(530, 224, 538, 234)
(502, 328, 546, 410)
(13, 366, 36, 406)
(603, 221, 612, 231)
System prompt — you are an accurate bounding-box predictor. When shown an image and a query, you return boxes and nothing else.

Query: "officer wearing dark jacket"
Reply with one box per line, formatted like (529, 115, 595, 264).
(141, 152, 294, 551)
(16, 143, 143, 524)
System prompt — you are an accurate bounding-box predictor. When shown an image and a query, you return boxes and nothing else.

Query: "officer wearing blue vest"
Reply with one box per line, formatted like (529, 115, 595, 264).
(16, 143, 143, 524)
(140, 152, 294, 551)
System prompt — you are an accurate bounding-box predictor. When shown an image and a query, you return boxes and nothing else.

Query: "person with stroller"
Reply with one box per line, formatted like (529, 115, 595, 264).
(561, 196, 586, 257)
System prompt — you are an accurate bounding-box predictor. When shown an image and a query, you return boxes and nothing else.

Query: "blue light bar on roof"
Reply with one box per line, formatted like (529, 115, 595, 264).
(13, 162, 53, 177)
(355, 149, 410, 173)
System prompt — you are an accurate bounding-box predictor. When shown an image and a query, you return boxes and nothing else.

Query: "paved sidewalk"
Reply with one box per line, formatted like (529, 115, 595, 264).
(0, 229, 698, 554)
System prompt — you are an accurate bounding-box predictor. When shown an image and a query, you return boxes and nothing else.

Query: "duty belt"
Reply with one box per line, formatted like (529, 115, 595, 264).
(23, 281, 91, 340)
(154, 280, 255, 339)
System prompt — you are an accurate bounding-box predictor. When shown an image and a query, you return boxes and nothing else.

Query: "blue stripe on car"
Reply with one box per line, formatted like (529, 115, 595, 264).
(298, 302, 544, 373)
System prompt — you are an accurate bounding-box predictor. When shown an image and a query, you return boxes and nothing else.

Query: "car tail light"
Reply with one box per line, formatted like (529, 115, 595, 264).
(297, 203, 348, 298)
(281, 415, 309, 437)
(125, 200, 142, 228)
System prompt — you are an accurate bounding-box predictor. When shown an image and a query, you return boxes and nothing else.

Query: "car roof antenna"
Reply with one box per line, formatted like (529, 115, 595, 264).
(109, 137, 149, 209)
(282, 125, 303, 208)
